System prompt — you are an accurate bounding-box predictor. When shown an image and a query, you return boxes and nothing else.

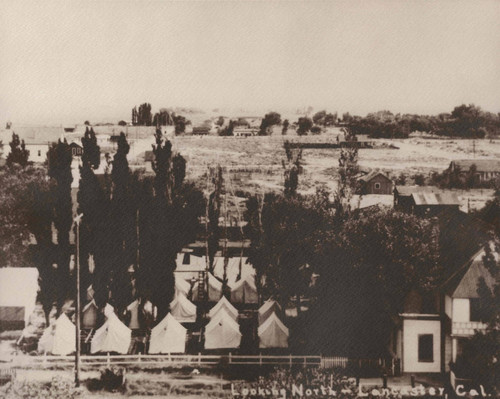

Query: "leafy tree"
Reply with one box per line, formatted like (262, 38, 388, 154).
(296, 117, 313, 136)
(47, 139, 73, 312)
(25, 178, 55, 325)
(108, 133, 135, 313)
(6, 133, 29, 167)
(309, 207, 440, 356)
(215, 116, 225, 127)
(141, 130, 204, 321)
(153, 109, 174, 127)
(173, 115, 188, 135)
(77, 127, 104, 305)
(282, 141, 302, 197)
(331, 128, 359, 220)
(281, 119, 289, 135)
(259, 112, 281, 135)
(207, 166, 223, 272)
(118, 120, 127, 126)
(313, 111, 337, 127)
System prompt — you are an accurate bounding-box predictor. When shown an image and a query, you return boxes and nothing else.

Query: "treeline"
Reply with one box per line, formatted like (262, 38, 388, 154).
(244, 131, 498, 356)
(131, 103, 190, 134)
(0, 128, 205, 324)
(345, 104, 500, 139)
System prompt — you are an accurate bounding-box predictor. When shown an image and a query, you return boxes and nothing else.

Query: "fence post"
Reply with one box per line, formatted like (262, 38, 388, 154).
(138, 352, 141, 364)
(303, 357, 306, 368)
(229, 352, 232, 365)
(391, 358, 395, 376)
(42, 353, 47, 368)
(107, 352, 110, 366)
(198, 352, 201, 366)
(289, 354, 292, 369)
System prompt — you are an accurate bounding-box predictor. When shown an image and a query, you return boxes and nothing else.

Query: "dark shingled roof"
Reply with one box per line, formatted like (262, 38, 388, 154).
(411, 191, 460, 206)
(443, 244, 498, 298)
(395, 185, 440, 197)
(358, 171, 391, 183)
(451, 159, 500, 173)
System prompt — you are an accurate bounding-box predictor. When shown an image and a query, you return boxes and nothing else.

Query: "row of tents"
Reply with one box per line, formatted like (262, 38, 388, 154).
(38, 299, 289, 355)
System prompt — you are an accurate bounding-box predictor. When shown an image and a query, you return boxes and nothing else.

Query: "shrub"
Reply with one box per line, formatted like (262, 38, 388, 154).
(0, 376, 80, 398)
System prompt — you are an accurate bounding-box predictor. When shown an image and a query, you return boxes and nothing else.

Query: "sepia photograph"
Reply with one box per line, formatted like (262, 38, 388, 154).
(0, 1, 499, 398)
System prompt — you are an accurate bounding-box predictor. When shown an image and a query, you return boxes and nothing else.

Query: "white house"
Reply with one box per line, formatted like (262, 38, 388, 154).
(394, 244, 498, 374)
(442, 245, 497, 367)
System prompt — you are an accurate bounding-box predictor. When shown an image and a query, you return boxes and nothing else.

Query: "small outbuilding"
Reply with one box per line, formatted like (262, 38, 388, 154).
(357, 171, 393, 195)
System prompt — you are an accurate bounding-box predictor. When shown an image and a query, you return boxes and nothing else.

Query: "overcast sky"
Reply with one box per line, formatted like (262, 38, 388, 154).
(1, 1, 499, 125)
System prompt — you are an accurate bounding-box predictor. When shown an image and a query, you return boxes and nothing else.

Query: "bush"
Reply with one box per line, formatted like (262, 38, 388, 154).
(86, 367, 125, 392)
(0, 376, 80, 398)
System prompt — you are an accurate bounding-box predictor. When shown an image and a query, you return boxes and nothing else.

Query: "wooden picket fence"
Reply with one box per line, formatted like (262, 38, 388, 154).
(11, 353, 398, 374)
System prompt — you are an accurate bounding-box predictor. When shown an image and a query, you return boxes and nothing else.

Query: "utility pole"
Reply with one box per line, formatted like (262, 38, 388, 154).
(74, 214, 83, 387)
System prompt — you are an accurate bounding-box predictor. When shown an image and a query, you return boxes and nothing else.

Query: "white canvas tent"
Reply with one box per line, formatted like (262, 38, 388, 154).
(175, 276, 191, 297)
(204, 309, 242, 350)
(258, 312, 289, 349)
(258, 300, 283, 325)
(91, 312, 131, 354)
(0, 268, 38, 328)
(230, 274, 258, 304)
(38, 314, 76, 355)
(192, 273, 223, 302)
(149, 313, 187, 354)
(170, 294, 197, 323)
(208, 296, 238, 320)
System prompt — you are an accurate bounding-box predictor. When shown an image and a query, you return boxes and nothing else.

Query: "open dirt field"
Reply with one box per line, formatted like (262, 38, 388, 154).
(152, 135, 500, 195)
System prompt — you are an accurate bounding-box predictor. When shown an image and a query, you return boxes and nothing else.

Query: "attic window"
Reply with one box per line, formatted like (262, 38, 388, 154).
(418, 334, 434, 363)
(38, 150, 41, 156)
(374, 183, 381, 189)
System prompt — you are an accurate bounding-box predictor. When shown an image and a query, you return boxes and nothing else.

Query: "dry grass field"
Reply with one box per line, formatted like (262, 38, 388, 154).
(158, 135, 500, 196)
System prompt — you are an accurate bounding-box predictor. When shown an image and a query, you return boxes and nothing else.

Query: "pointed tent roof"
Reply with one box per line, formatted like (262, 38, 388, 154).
(91, 312, 131, 354)
(170, 294, 197, 323)
(209, 296, 238, 320)
(258, 300, 283, 325)
(149, 313, 187, 354)
(38, 314, 76, 355)
(204, 309, 242, 350)
(258, 312, 289, 349)
(230, 274, 258, 304)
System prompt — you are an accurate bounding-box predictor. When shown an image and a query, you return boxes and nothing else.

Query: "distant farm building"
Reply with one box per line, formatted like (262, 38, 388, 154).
(24, 141, 50, 163)
(233, 127, 258, 137)
(192, 126, 211, 135)
(448, 159, 500, 183)
(394, 186, 460, 216)
(69, 141, 83, 157)
(357, 171, 393, 195)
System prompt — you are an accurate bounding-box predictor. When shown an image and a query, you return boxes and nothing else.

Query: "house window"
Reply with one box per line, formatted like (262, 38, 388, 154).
(418, 334, 434, 362)
(182, 253, 190, 265)
(374, 183, 381, 190)
(38, 150, 41, 156)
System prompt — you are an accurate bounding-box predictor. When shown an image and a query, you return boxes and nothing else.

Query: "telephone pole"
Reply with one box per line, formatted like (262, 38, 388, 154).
(74, 214, 83, 387)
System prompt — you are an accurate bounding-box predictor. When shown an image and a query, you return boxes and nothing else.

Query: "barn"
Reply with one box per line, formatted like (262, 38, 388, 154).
(357, 171, 393, 195)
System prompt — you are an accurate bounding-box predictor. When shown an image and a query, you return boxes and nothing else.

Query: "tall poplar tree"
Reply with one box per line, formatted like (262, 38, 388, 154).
(48, 139, 73, 312)
(77, 127, 104, 305)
